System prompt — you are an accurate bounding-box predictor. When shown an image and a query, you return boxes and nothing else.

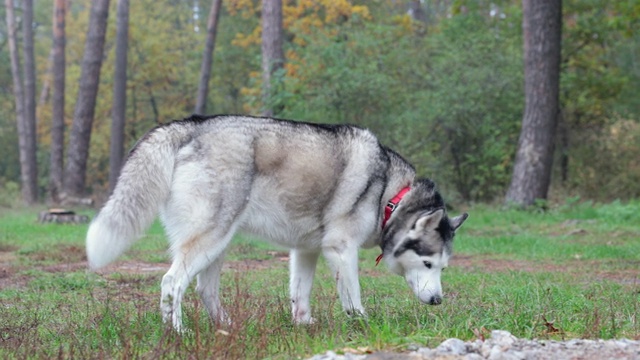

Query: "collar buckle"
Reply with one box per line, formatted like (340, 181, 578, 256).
(381, 186, 411, 229)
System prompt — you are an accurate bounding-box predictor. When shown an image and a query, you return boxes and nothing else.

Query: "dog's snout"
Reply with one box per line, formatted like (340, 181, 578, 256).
(428, 295, 442, 305)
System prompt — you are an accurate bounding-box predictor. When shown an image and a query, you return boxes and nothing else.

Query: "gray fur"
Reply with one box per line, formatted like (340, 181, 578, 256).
(86, 114, 468, 331)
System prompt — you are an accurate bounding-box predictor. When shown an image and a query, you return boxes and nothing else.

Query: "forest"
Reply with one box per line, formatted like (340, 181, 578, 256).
(1, 0, 639, 206)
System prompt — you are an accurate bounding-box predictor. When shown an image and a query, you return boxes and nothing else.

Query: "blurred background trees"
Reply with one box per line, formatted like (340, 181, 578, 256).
(0, 0, 638, 206)
(194, 0, 222, 115)
(107, 0, 129, 195)
(48, 0, 66, 203)
(5, 0, 38, 204)
(63, 0, 110, 198)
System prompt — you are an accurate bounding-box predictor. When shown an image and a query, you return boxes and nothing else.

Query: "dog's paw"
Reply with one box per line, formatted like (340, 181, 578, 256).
(215, 311, 232, 326)
(163, 319, 189, 335)
(293, 310, 315, 325)
(345, 308, 367, 318)
(292, 306, 315, 325)
(294, 316, 316, 325)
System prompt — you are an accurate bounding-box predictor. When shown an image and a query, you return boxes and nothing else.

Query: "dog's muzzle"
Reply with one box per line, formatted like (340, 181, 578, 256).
(428, 295, 442, 305)
(405, 270, 443, 305)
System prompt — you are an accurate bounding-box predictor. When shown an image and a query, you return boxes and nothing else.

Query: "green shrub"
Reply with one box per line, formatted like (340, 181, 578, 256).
(0, 180, 21, 208)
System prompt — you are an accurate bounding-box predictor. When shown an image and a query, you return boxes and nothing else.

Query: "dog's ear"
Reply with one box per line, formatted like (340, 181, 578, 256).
(414, 209, 444, 233)
(450, 213, 469, 231)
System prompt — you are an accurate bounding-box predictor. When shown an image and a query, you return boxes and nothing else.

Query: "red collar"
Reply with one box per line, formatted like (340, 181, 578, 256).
(377, 186, 410, 266)
(381, 186, 411, 229)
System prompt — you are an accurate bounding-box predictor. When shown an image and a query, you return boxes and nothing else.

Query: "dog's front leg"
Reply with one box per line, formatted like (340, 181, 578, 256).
(289, 249, 320, 324)
(322, 244, 366, 317)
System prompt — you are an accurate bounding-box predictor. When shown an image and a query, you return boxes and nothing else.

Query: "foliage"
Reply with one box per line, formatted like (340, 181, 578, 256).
(279, 7, 523, 202)
(280, 20, 406, 124)
(0, 180, 21, 208)
(556, 0, 640, 199)
(564, 118, 640, 200)
(0, 0, 639, 202)
(417, 9, 523, 201)
(561, 0, 629, 127)
(227, 0, 374, 114)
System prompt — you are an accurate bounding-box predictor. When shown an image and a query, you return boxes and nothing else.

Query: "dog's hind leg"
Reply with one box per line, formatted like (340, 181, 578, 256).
(289, 249, 320, 324)
(196, 251, 229, 325)
(159, 161, 252, 332)
(161, 227, 237, 332)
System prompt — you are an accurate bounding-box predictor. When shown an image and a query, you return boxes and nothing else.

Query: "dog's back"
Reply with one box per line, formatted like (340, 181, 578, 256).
(162, 115, 413, 249)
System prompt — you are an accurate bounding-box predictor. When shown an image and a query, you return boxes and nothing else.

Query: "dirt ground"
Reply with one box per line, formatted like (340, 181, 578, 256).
(2, 244, 639, 291)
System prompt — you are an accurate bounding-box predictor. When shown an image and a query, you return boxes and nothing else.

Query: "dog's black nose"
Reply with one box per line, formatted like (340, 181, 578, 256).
(428, 295, 442, 305)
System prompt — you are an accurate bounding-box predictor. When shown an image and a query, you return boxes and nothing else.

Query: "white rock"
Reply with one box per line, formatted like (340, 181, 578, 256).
(480, 341, 493, 357)
(436, 338, 467, 355)
(307, 351, 340, 360)
(566, 339, 584, 348)
(464, 354, 484, 360)
(490, 330, 517, 349)
(415, 348, 436, 357)
(487, 346, 521, 360)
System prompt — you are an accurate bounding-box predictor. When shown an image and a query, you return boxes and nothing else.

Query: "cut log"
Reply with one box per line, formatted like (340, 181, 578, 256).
(59, 193, 94, 206)
(38, 209, 89, 224)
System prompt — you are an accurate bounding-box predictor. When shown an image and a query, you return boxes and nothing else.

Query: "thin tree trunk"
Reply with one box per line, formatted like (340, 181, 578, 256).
(194, 0, 222, 115)
(6, 0, 38, 204)
(109, 0, 130, 194)
(261, 0, 285, 117)
(408, 0, 427, 23)
(39, 48, 54, 106)
(64, 0, 110, 197)
(558, 110, 569, 184)
(505, 0, 562, 207)
(22, 0, 38, 202)
(50, 0, 67, 204)
(6, 0, 27, 202)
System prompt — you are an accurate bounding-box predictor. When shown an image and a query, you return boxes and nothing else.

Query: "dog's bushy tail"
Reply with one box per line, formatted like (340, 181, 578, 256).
(86, 125, 181, 270)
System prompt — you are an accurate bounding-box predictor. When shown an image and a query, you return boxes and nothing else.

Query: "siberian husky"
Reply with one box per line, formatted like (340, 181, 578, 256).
(86, 114, 468, 331)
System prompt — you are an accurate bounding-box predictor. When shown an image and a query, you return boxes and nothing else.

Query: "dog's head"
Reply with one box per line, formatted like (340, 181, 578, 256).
(382, 180, 468, 305)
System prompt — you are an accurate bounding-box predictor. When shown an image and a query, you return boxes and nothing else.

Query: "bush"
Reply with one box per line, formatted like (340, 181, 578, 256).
(561, 118, 640, 200)
(0, 180, 21, 208)
(282, 12, 524, 202)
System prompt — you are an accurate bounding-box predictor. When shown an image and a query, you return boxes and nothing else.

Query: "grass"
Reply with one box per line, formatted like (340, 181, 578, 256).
(0, 200, 639, 359)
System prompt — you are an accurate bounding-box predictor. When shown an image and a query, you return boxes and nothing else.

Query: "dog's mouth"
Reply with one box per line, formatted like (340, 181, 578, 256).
(415, 289, 443, 305)
(405, 275, 443, 305)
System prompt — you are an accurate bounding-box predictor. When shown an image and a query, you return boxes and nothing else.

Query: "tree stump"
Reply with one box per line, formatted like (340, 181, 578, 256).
(38, 209, 90, 224)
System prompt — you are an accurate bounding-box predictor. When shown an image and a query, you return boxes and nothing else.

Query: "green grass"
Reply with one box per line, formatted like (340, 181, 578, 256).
(0, 201, 639, 358)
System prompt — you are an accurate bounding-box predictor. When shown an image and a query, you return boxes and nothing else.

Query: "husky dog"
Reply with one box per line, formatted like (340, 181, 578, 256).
(86, 115, 468, 331)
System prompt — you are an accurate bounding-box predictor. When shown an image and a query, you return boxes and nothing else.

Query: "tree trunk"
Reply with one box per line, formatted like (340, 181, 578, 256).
(194, 0, 222, 115)
(261, 0, 285, 117)
(6, 0, 38, 204)
(5, 0, 25, 199)
(22, 0, 38, 203)
(64, 0, 110, 197)
(109, 0, 130, 194)
(408, 0, 427, 23)
(38, 48, 54, 107)
(558, 110, 569, 184)
(505, 0, 562, 207)
(50, 0, 67, 204)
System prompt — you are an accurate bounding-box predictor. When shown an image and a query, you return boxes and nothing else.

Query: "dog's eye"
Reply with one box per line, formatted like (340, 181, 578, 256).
(423, 261, 432, 269)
